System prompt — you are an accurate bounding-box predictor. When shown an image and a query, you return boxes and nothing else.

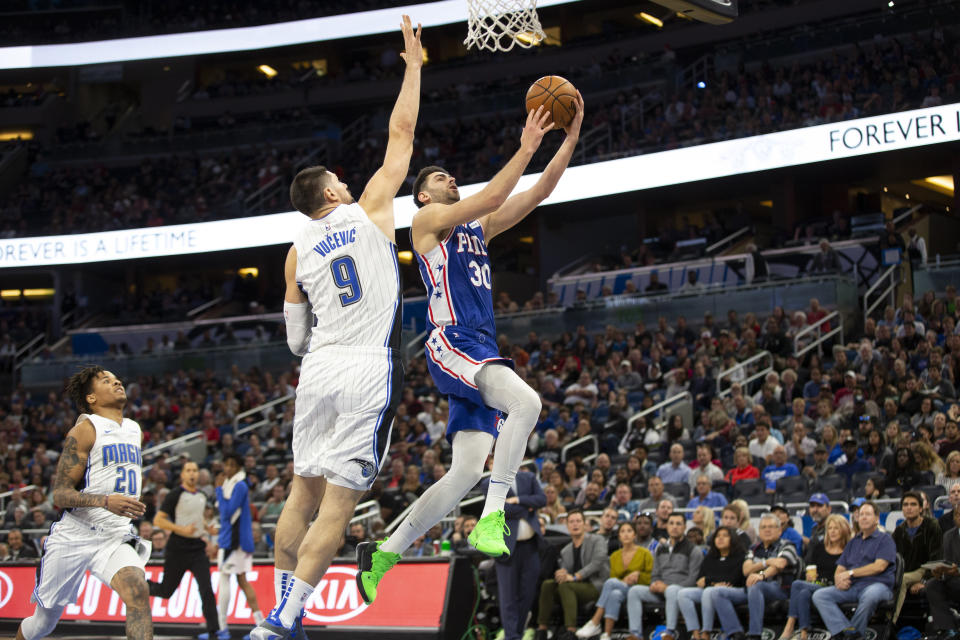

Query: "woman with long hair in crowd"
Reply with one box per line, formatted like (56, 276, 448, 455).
(912, 440, 944, 479)
(542, 484, 567, 523)
(677, 526, 747, 640)
(936, 450, 960, 492)
(576, 522, 654, 640)
(863, 429, 891, 470)
(778, 514, 852, 640)
(886, 446, 929, 489)
(728, 499, 757, 543)
(690, 505, 716, 542)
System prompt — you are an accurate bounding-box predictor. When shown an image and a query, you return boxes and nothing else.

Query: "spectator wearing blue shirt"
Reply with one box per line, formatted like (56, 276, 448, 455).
(761, 446, 800, 493)
(834, 438, 873, 488)
(811, 502, 897, 638)
(686, 474, 728, 517)
(657, 443, 692, 485)
(803, 368, 825, 400)
(771, 504, 805, 556)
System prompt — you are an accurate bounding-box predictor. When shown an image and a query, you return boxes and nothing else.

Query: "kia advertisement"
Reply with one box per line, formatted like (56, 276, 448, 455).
(0, 561, 451, 630)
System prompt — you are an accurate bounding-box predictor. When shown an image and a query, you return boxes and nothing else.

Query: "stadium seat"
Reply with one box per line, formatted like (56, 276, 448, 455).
(825, 488, 850, 504)
(815, 474, 846, 493)
(627, 391, 645, 406)
(712, 480, 732, 499)
(665, 482, 691, 500)
(776, 490, 810, 506)
(915, 484, 946, 504)
(775, 475, 808, 496)
(850, 471, 879, 492)
(733, 479, 765, 499)
(631, 483, 648, 500)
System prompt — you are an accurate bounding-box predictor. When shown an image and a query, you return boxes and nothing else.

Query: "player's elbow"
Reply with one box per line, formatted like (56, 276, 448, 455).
(287, 334, 309, 356)
(389, 121, 415, 140)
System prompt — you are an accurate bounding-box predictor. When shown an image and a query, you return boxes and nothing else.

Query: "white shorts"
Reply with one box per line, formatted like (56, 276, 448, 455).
(33, 513, 150, 608)
(293, 345, 402, 491)
(218, 548, 253, 575)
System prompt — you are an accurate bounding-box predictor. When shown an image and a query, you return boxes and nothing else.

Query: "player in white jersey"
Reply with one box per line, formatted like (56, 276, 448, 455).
(17, 366, 153, 640)
(250, 15, 423, 640)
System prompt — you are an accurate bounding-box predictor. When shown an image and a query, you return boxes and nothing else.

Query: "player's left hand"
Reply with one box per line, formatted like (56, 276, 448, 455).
(215, 472, 226, 487)
(506, 497, 520, 504)
(564, 91, 585, 138)
(399, 15, 423, 68)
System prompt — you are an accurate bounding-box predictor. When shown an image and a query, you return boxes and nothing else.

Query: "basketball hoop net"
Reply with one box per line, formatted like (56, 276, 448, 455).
(464, 0, 546, 52)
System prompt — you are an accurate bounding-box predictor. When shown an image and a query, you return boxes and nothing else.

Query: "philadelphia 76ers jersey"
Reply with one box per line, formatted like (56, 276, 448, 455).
(71, 413, 143, 531)
(416, 220, 496, 338)
(292, 202, 402, 352)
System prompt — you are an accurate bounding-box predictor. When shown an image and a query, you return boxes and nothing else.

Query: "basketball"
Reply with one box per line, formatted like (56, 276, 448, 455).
(525, 75, 578, 130)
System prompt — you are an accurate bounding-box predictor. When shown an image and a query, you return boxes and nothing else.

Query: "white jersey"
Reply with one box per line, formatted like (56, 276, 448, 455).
(292, 202, 401, 352)
(70, 413, 143, 531)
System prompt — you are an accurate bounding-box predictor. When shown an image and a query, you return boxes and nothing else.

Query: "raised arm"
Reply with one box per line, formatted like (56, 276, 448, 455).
(358, 15, 423, 242)
(283, 245, 311, 356)
(411, 106, 553, 253)
(52, 419, 146, 518)
(481, 92, 584, 242)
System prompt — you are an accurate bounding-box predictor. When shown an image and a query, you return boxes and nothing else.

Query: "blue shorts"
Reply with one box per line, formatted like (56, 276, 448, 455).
(424, 325, 512, 443)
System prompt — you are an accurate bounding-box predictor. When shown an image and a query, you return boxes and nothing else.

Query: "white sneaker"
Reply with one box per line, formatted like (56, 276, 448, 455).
(600, 634, 611, 640)
(575, 620, 602, 638)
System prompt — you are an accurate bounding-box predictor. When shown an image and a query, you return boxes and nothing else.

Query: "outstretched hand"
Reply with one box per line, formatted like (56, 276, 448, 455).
(565, 91, 585, 138)
(399, 15, 423, 67)
(520, 105, 553, 153)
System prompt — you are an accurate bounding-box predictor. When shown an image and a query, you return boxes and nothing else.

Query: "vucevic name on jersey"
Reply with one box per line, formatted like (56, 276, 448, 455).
(417, 220, 497, 338)
(292, 202, 402, 352)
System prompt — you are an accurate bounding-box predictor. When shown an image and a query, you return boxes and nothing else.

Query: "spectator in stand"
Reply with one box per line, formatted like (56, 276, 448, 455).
(834, 437, 873, 488)
(625, 512, 703, 640)
(535, 510, 610, 640)
(749, 423, 778, 462)
(5, 529, 37, 559)
(712, 513, 799, 640)
(924, 507, 960, 640)
(576, 522, 654, 640)
(725, 447, 760, 486)
(634, 513, 659, 552)
(609, 483, 641, 521)
(802, 444, 835, 482)
(677, 526, 748, 640)
(937, 421, 960, 461)
(564, 372, 598, 406)
(761, 446, 800, 494)
(891, 491, 943, 621)
(637, 476, 675, 513)
(595, 508, 621, 553)
(937, 483, 960, 533)
(885, 446, 928, 490)
(805, 494, 832, 547)
(689, 443, 724, 488)
(657, 443, 692, 485)
(786, 422, 817, 460)
(687, 474, 728, 515)
(645, 272, 668, 294)
(811, 502, 897, 639)
(771, 504, 805, 556)
(779, 514, 852, 640)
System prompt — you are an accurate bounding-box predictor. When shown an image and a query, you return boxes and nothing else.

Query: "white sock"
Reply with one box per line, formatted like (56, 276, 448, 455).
(476, 364, 541, 518)
(254, 610, 265, 624)
(274, 569, 294, 606)
(380, 430, 492, 555)
(278, 577, 314, 628)
(217, 572, 231, 630)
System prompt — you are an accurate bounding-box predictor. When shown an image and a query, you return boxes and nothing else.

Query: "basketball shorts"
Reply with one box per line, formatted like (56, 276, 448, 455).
(33, 512, 150, 608)
(293, 345, 403, 492)
(424, 325, 512, 443)
(218, 548, 253, 575)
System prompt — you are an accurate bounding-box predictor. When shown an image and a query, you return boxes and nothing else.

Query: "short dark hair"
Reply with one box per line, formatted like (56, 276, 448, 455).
(66, 365, 105, 413)
(668, 512, 686, 524)
(859, 500, 879, 516)
(566, 508, 584, 521)
(290, 166, 333, 215)
(412, 165, 447, 208)
(901, 491, 923, 507)
(223, 453, 243, 469)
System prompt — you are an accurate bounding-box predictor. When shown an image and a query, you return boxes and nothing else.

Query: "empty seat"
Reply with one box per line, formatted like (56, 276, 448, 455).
(733, 478, 765, 499)
(815, 474, 846, 493)
(775, 475, 808, 495)
(665, 482, 691, 500)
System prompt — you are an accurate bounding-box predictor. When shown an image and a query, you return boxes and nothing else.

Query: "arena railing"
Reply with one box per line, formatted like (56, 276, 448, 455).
(0, 485, 37, 514)
(705, 225, 751, 255)
(863, 264, 898, 320)
(232, 393, 295, 438)
(913, 254, 960, 294)
(716, 350, 774, 399)
(793, 310, 844, 359)
(619, 391, 693, 455)
(561, 435, 599, 464)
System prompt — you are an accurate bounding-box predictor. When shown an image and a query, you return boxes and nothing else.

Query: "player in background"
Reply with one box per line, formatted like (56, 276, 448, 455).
(357, 95, 584, 603)
(215, 454, 264, 636)
(17, 366, 153, 640)
(147, 460, 221, 639)
(250, 15, 422, 640)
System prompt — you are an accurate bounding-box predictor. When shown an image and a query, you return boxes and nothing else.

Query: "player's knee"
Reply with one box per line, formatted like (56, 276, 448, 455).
(116, 568, 149, 605)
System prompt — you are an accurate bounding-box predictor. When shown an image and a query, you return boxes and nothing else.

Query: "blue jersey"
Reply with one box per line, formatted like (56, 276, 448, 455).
(416, 221, 496, 338)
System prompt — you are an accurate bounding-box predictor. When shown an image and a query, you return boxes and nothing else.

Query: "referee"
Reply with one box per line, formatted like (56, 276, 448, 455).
(147, 461, 222, 639)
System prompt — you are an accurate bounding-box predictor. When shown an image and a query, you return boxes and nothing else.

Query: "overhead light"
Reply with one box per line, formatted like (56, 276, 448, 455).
(238, 267, 259, 278)
(258, 64, 278, 78)
(922, 175, 954, 195)
(883, 186, 888, 192)
(904, 193, 910, 200)
(518, 236, 535, 244)
(421, 46, 430, 64)
(0, 130, 33, 141)
(0, 290, 20, 299)
(23, 288, 54, 299)
(676, 11, 692, 20)
(888, 1, 894, 6)
(696, 81, 706, 89)
(635, 12, 664, 28)
(514, 31, 544, 46)
(312, 59, 327, 77)
(759, 200, 773, 208)
(397, 250, 413, 265)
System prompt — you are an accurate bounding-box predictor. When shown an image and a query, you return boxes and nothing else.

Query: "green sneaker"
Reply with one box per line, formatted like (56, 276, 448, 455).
(468, 510, 510, 557)
(493, 629, 505, 640)
(356, 540, 401, 604)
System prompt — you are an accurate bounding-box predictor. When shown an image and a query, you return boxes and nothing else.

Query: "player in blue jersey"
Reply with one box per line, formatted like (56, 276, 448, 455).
(357, 95, 584, 603)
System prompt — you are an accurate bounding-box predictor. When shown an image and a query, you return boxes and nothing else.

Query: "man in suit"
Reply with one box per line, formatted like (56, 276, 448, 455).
(924, 506, 960, 640)
(535, 510, 610, 640)
(480, 466, 546, 640)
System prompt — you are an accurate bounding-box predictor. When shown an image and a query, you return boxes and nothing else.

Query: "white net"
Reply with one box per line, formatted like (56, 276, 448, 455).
(464, 0, 546, 52)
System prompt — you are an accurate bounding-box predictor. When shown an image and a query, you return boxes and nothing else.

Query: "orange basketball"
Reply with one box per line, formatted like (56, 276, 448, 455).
(525, 75, 578, 130)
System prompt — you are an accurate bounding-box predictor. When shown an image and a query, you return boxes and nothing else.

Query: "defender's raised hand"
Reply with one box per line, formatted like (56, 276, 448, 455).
(520, 105, 554, 154)
(399, 15, 423, 67)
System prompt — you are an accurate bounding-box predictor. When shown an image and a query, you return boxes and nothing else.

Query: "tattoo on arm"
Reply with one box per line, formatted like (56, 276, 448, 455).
(52, 435, 107, 509)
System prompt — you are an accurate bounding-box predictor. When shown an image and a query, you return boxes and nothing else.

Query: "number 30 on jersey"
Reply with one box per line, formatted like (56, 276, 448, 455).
(468, 260, 492, 290)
